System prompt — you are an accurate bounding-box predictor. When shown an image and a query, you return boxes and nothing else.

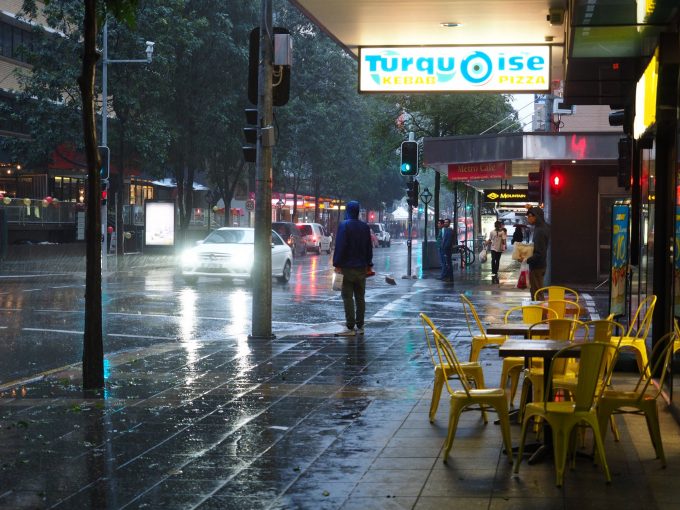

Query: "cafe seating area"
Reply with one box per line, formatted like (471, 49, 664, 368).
(420, 289, 680, 491)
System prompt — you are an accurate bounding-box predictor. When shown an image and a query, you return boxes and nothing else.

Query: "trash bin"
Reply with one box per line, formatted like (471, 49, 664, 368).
(422, 240, 441, 270)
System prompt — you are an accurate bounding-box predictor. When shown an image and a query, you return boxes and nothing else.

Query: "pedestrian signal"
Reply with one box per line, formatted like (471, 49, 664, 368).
(400, 141, 418, 176)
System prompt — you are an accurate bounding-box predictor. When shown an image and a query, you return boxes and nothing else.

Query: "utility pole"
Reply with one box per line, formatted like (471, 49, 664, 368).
(250, 0, 275, 339)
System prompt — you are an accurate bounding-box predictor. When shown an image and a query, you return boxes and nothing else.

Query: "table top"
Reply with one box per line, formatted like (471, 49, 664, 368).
(486, 323, 550, 336)
(498, 339, 581, 358)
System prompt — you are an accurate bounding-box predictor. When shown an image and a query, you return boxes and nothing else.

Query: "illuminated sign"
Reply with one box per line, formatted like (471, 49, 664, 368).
(359, 46, 550, 93)
(633, 49, 658, 139)
(448, 161, 507, 181)
(144, 202, 175, 246)
(483, 189, 529, 203)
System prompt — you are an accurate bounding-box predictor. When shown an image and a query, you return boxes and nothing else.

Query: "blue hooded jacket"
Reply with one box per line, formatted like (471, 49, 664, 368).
(332, 201, 373, 269)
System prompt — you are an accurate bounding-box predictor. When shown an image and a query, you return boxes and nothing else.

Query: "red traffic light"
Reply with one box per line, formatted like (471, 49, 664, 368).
(101, 190, 108, 200)
(550, 172, 563, 195)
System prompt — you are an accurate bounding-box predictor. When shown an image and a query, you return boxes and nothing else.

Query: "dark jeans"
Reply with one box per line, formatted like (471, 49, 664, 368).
(341, 267, 366, 329)
(439, 250, 453, 280)
(491, 250, 502, 275)
(529, 267, 546, 300)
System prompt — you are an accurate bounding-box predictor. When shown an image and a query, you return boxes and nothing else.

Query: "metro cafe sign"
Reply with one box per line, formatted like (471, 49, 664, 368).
(359, 45, 550, 93)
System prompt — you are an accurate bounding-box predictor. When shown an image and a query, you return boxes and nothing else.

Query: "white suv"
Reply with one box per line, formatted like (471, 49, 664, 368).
(369, 223, 391, 247)
(296, 223, 332, 254)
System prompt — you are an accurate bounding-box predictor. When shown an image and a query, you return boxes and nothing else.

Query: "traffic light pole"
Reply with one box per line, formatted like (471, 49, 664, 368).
(250, 0, 275, 340)
(405, 177, 413, 278)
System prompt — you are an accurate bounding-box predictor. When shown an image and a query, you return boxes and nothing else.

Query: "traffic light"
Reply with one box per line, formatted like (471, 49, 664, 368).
(101, 180, 108, 206)
(400, 140, 418, 176)
(527, 171, 542, 202)
(617, 137, 632, 190)
(549, 168, 563, 196)
(406, 179, 419, 208)
(242, 108, 257, 163)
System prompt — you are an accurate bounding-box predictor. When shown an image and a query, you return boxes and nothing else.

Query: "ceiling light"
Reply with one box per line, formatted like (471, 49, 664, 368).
(440, 22, 463, 28)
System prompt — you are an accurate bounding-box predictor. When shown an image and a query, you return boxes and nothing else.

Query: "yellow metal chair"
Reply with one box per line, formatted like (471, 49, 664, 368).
(534, 285, 580, 303)
(519, 318, 589, 412)
(460, 294, 506, 362)
(610, 295, 657, 375)
(597, 331, 676, 467)
(539, 299, 582, 320)
(515, 341, 617, 487)
(432, 329, 513, 465)
(420, 313, 486, 423)
(500, 305, 558, 406)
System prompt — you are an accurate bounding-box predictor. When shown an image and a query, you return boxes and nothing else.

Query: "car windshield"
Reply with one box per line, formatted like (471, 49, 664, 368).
(203, 229, 254, 244)
(297, 225, 313, 236)
(273, 225, 290, 237)
(369, 224, 381, 233)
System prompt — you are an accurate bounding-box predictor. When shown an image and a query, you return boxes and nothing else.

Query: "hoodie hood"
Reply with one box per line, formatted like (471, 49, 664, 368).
(528, 206, 546, 225)
(345, 200, 360, 220)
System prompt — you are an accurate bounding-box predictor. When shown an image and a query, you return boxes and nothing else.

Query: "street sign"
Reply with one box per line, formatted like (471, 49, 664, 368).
(483, 189, 528, 203)
(246, 199, 255, 211)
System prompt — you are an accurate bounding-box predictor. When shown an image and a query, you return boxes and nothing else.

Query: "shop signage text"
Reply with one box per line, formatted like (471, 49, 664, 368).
(483, 189, 529, 203)
(448, 161, 507, 181)
(359, 46, 550, 93)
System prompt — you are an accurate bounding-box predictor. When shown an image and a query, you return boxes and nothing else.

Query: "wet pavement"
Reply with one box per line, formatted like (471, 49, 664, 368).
(0, 245, 679, 509)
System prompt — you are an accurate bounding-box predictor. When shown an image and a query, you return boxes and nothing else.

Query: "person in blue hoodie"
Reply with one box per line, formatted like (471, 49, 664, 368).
(333, 201, 373, 336)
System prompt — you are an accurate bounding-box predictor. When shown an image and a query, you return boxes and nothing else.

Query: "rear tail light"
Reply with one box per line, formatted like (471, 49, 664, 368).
(287, 237, 293, 245)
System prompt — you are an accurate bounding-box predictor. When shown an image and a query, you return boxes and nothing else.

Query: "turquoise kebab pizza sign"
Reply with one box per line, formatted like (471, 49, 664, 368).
(359, 45, 550, 93)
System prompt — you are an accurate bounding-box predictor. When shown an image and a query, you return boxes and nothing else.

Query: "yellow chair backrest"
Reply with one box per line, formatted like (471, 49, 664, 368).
(584, 319, 625, 343)
(432, 330, 472, 396)
(633, 331, 676, 400)
(541, 299, 581, 319)
(555, 342, 616, 411)
(529, 318, 588, 340)
(420, 313, 440, 367)
(504, 305, 557, 324)
(534, 285, 579, 303)
(674, 319, 680, 354)
(625, 295, 657, 339)
(460, 294, 491, 339)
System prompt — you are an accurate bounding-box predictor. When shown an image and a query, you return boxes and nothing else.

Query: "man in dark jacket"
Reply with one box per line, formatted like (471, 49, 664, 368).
(438, 219, 454, 283)
(333, 201, 373, 336)
(524, 206, 550, 300)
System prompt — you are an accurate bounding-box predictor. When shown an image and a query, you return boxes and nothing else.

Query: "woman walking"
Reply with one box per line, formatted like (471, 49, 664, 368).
(487, 221, 507, 284)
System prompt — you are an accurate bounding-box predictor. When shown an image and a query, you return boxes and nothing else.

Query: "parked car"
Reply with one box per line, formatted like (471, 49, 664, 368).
(272, 221, 306, 257)
(296, 223, 332, 254)
(180, 227, 292, 284)
(368, 223, 391, 247)
(369, 229, 379, 248)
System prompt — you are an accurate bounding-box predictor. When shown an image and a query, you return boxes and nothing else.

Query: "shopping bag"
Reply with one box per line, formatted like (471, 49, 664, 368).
(332, 272, 344, 291)
(478, 248, 488, 263)
(512, 243, 534, 261)
(517, 261, 529, 289)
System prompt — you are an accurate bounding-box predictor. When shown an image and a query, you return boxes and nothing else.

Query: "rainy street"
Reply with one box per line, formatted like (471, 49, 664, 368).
(1, 247, 679, 510)
(0, 242, 411, 385)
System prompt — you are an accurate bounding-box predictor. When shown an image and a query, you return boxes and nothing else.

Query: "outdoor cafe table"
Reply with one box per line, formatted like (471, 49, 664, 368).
(498, 339, 581, 463)
(486, 323, 549, 338)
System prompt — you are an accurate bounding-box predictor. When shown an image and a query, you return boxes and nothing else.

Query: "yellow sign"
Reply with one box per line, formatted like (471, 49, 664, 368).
(634, 49, 658, 139)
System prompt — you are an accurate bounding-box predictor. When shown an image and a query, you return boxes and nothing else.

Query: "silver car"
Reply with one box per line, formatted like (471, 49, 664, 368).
(180, 227, 292, 284)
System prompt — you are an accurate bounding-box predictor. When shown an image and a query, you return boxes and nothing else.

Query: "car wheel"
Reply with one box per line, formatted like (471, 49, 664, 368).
(277, 261, 291, 283)
(316, 245, 321, 255)
(387, 240, 391, 247)
(183, 275, 197, 284)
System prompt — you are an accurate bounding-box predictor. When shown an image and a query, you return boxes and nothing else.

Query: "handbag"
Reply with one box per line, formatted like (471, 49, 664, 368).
(517, 261, 529, 289)
(332, 272, 343, 291)
(479, 248, 488, 263)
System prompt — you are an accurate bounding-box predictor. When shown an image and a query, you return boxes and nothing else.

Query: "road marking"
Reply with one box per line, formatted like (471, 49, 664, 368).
(581, 292, 599, 320)
(372, 288, 426, 319)
(21, 327, 177, 341)
(0, 273, 72, 279)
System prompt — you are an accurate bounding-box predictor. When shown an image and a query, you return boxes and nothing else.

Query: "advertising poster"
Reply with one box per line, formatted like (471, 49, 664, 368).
(609, 203, 630, 317)
(144, 202, 175, 246)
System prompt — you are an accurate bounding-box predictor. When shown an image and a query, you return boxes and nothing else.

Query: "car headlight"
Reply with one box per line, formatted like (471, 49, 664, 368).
(182, 249, 199, 266)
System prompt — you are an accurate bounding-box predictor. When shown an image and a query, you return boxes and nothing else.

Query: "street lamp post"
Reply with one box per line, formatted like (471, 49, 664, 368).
(420, 187, 433, 271)
(101, 21, 154, 270)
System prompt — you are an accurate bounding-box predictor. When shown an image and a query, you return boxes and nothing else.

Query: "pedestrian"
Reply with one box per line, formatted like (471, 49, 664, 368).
(511, 220, 524, 245)
(333, 200, 373, 336)
(438, 218, 454, 283)
(487, 220, 507, 284)
(523, 206, 550, 300)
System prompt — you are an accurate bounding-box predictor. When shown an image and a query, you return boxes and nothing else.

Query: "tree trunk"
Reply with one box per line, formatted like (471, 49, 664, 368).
(79, 0, 104, 391)
(434, 171, 440, 227)
(116, 118, 125, 257)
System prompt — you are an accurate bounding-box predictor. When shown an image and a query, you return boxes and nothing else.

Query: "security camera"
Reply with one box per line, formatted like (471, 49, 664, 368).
(145, 41, 155, 63)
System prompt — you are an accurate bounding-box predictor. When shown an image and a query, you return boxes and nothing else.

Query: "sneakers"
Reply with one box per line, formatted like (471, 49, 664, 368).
(356, 328, 365, 335)
(335, 327, 356, 336)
